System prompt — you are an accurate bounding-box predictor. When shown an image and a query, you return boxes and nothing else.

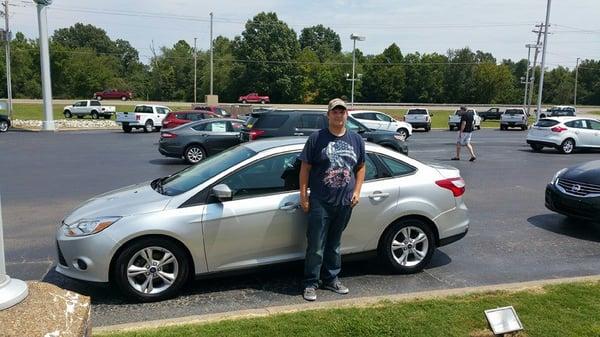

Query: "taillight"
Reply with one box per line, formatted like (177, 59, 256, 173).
(551, 126, 567, 133)
(249, 129, 266, 140)
(136, 115, 141, 121)
(435, 177, 465, 197)
(161, 132, 177, 139)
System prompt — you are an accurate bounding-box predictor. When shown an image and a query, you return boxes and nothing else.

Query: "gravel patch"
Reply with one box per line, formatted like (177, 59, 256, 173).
(12, 119, 120, 129)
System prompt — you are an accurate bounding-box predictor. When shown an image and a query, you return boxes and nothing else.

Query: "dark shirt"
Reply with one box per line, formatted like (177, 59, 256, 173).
(299, 128, 365, 206)
(460, 110, 474, 133)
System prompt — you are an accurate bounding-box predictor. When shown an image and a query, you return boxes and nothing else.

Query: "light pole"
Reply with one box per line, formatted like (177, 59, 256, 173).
(535, 0, 552, 122)
(574, 57, 580, 107)
(209, 12, 214, 96)
(193, 37, 197, 103)
(523, 44, 533, 107)
(349, 33, 365, 108)
(2, 0, 13, 119)
(35, 0, 54, 131)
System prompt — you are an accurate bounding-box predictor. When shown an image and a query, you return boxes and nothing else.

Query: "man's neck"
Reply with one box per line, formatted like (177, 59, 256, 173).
(328, 125, 346, 137)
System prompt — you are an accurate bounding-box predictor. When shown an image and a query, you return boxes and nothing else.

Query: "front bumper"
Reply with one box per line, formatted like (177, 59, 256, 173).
(545, 183, 600, 222)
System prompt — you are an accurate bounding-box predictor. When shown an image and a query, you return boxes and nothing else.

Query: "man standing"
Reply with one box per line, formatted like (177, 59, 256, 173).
(299, 98, 366, 301)
(452, 106, 477, 161)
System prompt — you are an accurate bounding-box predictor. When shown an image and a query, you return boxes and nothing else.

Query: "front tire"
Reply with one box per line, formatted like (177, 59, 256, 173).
(559, 138, 575, 154)
(184, 144, 206, 164)
(96, 96, 102, 101)
(242, 100, 247, 104)
(112, 237, 190, 302)
(91, 111, 99, 119)
(0, 120, 9, 132)
(63, 110, 72, 118)
(378, 218, 435, 274)
(144, 120, 154, 133)
(121, 96, 127, 101)
(104, 115, 111, 120)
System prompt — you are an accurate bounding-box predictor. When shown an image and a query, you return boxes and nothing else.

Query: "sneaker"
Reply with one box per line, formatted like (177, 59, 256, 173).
(469, 157, 476, 162)
(451, 157, 460, 161)
(303, 287, 317, 301)
(323, 281, 349, 294)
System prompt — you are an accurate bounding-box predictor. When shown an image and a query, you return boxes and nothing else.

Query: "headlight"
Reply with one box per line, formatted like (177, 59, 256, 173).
(551, 168, 567, 184)
(63, 216, 121, 237)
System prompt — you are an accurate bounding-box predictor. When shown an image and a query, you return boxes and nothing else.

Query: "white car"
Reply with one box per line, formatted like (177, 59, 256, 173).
(349, 110, 413, 140)
(404, 108, 432, 132)
(63, 100, 116, 119)
(116, 104, 171, 133)
(500, 108, 528, 131)
(526, 117, 600, 154)
(448, 109, 481, 131)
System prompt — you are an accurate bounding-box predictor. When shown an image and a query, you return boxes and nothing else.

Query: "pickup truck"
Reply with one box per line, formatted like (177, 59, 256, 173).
(403, 108, 432, 131)
(116, 104, 171, 133)
(500, 108, 528, 130)
(63, 100, 116, 119)
(94, 89, 133, 101)
(540, 106, 576, 118)
(238, 92, 270, 104)
(448, 109, 481, 131)
(479, 107, 503, 121)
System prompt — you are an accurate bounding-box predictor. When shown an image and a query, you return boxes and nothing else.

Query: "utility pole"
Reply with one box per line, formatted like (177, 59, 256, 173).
(523, 45, 533, 106)
(527, 23, 544, 117)
(210, 12, 214, 96)
(193, 37, 197, 103)
(35, 0, 54, 131)
(535, 0, 552, 122)
(2, 0, 12, 118)
(574, 57, 580, 107)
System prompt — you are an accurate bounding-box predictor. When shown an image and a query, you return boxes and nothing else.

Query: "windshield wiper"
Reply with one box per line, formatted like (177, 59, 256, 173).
(154, 177, 166, 194)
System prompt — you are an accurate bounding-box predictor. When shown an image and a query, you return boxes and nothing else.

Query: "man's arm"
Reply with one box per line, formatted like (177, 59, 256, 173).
(299, 161, 312, 213)
(460, 120, 466, 133)
(351, 163, 366, 208)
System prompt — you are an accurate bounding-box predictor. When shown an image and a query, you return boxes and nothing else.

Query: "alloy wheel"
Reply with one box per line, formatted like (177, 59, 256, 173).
(390, 226, 429, 267)
(126, 246, 179, 295)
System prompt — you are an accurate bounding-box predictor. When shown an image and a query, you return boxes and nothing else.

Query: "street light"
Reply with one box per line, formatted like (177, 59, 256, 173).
(349, 33, 365, 108)
(34, 0, 54, 131)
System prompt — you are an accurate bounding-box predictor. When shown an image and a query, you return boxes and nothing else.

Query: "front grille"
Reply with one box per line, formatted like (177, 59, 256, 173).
(557, 178, 600, 197)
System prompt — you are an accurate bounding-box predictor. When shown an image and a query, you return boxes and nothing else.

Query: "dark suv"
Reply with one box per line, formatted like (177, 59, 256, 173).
(241, 109, 408, 155)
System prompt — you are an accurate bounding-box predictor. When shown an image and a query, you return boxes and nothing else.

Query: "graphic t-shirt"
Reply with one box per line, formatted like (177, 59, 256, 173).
(461, 110, 475, 133)
(299, 128, 365, 206)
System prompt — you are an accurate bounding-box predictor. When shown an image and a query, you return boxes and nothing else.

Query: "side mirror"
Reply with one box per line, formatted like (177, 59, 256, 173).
(211, 184, 233, 201)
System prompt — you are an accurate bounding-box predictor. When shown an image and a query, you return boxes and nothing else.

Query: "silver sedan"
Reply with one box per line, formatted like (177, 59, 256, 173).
(56, 137, 469, 301)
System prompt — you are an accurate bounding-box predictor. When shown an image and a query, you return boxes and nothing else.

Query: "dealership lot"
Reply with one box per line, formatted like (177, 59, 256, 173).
(1, 129, 600, 326)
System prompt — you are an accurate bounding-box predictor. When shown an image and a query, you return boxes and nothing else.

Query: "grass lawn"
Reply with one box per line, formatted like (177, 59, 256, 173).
(590, 110, 600, 116)
(97, 281, 600, 337)
(8, 103, 191, 120)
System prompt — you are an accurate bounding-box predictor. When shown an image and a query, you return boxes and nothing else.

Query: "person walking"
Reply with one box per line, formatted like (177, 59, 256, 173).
(299, 98, 366, 301)
(451, 106, 476, 161)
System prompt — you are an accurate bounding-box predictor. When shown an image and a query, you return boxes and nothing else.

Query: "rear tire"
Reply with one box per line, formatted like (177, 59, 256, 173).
(91, 111, 99, 119)
(476, 125, 481, 130)
(425, 125, 431, 132)
(559, 138, 575, 154)
(184, 144, 206, 164)
(144, 120, 154, 133)
(530, 143, 543, 152)
(242, 100, 247, 104)
(521, 125, 527, 131)
(378, 218, 435, 274)
(260, 99, 265, 104)
(121, 96, 127, 101)
(0, 120, 9, 132)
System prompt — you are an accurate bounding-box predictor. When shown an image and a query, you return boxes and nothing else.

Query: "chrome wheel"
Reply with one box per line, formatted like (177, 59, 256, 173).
(561, 139, 575, 154)
(396, 128, 408, 141)
(390, 226, 429, 267)
(185, 146, 205, 164)
(0, 120, 8, 132)
(126, 246, 179, 295)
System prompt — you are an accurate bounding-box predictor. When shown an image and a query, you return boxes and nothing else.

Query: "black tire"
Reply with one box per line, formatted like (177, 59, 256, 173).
(530, 143, 543, 152)
(476, 125, 481, 130)
(242, 100, 247, 104)
(122, 125, 132, 133)
(96, 96, 102, 101)
(144, 120, 154, 133)
(260, 99, 265, 104)
(500, 125, 505, 131)
(449, 126, 454, 131)
(559, 138, 575, 154)
(396, 128, 409, 140)
(0, 120, 9, 132)
(121, 96, 127, 101)
(184, 144, 207, 164)
(63, 110, 72, 118)
(425, 125, 431, 132)
(378, 218, 435, 274)
(112, 237, 190, 302)
(91, 111, 99, 119)
(521, 125, 527, 131)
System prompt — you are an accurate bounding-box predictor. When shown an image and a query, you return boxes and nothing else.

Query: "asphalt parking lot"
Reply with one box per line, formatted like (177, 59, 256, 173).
(1, 128, 600, 326)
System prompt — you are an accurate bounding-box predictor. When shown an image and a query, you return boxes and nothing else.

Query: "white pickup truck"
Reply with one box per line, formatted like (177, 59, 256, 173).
(116, 104, 171, 133)
(403, 108, 432, 131)
(500, 108, 528, 130)
(448, 109, 481, 131)
(63, 100, 115, 119)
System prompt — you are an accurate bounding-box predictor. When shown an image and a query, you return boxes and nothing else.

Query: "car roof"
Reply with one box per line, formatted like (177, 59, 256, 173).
(543, 116, 588, 122)
(241, 137, 308, 152)
(171, 110, 217, 114)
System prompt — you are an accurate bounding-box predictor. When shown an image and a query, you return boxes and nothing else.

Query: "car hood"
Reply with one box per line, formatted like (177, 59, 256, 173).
(63, 182, 172, 224)
(562, 160, 600, 185)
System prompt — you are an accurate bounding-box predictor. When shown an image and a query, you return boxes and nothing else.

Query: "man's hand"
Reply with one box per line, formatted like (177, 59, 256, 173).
(351, 192, 360, 208)
(300, 198, 310, 213)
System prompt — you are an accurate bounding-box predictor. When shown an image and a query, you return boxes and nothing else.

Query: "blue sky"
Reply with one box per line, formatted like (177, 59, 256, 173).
(10, 0, 600, 68)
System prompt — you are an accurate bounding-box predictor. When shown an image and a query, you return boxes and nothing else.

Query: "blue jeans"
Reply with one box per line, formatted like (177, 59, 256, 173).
(303, 198, 353, 288)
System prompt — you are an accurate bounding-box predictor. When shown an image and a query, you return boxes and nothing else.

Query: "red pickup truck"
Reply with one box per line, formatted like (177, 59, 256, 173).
(238, 92, 270, 104)
(94, 89, 133, 101)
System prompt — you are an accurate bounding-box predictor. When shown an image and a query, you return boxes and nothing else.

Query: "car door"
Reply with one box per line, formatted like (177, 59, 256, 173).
(374, 113, 395, 131)
(356, 113, 378, 130)
(73, 101, 86, 115)
(198, 120, 240, 154)
(586, 120, 600, 147)
(294, 113, 327, 136)
(565, 119, 589, 146)
(202, 151, 306, 271)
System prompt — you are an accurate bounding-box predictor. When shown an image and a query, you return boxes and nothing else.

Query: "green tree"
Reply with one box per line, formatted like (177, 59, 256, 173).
(361, 43, 405, 102)
(471, 63, 516, 104)
(543, 66, 574, 104)
(148, 40, 195, 101)
(299, 25, 341, 62)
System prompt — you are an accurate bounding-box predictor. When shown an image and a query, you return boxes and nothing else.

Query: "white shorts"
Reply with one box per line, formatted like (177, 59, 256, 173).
(457, 132, 472, 146)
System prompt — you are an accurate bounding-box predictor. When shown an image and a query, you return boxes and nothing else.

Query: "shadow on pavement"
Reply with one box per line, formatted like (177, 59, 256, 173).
(527, 213, 600, 242)
(148, 158, 188, 166)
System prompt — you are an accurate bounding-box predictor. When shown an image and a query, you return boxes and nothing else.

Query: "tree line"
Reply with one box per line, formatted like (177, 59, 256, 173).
(0, 12, 599, 105)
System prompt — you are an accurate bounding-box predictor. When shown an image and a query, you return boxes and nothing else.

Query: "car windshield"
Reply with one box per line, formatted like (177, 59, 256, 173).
(505, 109, 524, 114)
(534, 119, 559, 128)
(346, 116, 368, 132)
(156, 146, 257, 196)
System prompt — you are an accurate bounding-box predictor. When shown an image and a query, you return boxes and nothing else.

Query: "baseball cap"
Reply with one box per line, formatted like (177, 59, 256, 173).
(459, 105, 467, 110)
(328, 98, 347, 111)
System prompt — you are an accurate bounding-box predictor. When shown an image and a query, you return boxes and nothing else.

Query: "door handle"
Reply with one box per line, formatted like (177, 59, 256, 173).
(368, 192, 390, 200)
(280, 202, 299, 210)
(293, 132, 304, 136)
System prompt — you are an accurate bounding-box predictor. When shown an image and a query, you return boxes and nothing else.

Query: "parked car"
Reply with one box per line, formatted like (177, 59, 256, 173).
(159, 118, 245, 164)
(116, 105, 171, 133)
(403, 108, 432, 131)
(63, 100, 116, 119)
(193, 105, 231, 118)
(540, 106, 576, 118)
(526, 117, 600, 154)
(479, 108, 503, 121)
(0, 114, 10, 133)
(238, 92, 270, 104)
(94, 89, 133, 101)
(500, 108, 528, 130)
(546, 160, 600, 222)
(240, 109, 408, 155)
(448, 109, 481, 131)
(349, 110, 413, 140)
(162, 110, 219, 130)
(55, 137, 469, 301)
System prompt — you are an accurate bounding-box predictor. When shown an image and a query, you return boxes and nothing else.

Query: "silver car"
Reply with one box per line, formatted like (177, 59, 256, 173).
(56, 137, 469, 301)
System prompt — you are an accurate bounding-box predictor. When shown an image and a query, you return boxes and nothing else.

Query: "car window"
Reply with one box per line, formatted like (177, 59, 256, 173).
(358, 113, 377, 120)
(346, 117, 367, 132)
(191, 122, 207, 131)
(75, 101, 85, 107)
(588, 120, 600, 130)
(565, 120, 587, 129)
(378, 155, 416, 176)
(375, 113, 392, 122)
(231, 121, 244, 132)
(175, 113, 188, 119)
(157, 107, 169, 114)
(535, 119, 559, 127)
(505, 109, 524, 114)
(407, 109, 427, 115)
(207, 121, 228, 132)
(297, 114, 326, 129)
(364, 155, 378, 181)
(90, 101, 101, 106)
(219, 152, 301, 199)
(252, 114, 289, 129)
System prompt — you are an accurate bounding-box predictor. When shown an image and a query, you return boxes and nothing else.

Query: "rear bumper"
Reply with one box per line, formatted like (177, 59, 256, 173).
(526, 139, 559, 148)
(407, 122, 430, 128)
(158, 143, 183, 158)
(117, 121, 143, 127)
(501, 121, 527, 126)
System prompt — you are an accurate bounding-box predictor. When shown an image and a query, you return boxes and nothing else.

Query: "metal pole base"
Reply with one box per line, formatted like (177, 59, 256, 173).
(0, 275, 28, 310)
(41, 120, 56, 131)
